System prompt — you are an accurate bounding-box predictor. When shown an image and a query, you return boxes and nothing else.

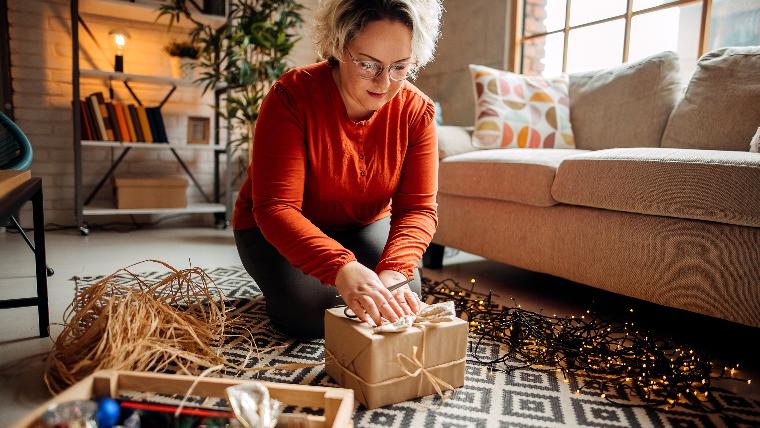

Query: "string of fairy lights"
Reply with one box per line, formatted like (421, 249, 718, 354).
(420, 277, 752, 412)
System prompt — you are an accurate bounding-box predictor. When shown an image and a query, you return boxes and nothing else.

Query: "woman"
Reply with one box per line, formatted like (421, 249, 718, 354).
(233, 0, 443, 338)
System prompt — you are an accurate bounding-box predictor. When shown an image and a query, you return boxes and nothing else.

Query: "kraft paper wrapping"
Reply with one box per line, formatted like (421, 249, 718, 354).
(324, 307, 468, 409)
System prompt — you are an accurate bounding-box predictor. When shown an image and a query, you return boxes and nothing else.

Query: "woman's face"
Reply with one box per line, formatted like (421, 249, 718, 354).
(336, 19, 414, 118)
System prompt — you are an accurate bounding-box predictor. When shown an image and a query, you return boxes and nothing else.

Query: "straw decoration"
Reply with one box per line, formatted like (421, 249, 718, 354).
(44, 260, 232, 393)
(44, 260, 320, 394)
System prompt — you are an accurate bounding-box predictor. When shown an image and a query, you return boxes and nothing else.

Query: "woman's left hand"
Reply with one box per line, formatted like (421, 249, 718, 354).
(378, 270, 421, 316)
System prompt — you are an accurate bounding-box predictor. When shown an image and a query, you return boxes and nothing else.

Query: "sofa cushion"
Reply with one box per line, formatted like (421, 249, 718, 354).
(438, 125, 477, 159)
(552, 148, 760, 227)
(469, 64, 575, 149)
(569, 51, 681, 150)
(661, 47, 760, 152)
(439, 148, 590, 207)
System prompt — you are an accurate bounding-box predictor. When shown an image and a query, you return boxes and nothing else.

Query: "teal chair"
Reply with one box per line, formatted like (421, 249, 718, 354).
(0, 111, 33, 170)
(1, 111, 53, 276)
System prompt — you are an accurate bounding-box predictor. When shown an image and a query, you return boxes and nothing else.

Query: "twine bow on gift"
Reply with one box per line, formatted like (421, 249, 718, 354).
(396, 345, 454, 398)
(378, 302, 459, 400)
(373, 301, 456, 333)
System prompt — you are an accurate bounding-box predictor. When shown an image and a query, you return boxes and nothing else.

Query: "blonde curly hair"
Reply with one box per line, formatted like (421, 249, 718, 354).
(313, 0, 443, 70)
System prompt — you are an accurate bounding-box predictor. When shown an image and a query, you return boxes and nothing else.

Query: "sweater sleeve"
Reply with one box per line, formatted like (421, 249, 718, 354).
(375, 101, 439, 278)
(251, 83, 356, 285)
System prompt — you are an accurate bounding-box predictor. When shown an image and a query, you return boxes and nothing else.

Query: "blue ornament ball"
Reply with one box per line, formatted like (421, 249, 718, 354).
(96, 398, 120, 428)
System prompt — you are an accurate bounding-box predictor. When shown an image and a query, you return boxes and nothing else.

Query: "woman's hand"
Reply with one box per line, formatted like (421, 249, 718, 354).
(378, 270, 421, 316)
(335, 261, 405, 325)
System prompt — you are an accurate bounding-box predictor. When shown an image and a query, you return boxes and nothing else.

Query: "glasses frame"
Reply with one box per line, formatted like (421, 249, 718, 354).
(346, 50, 418, 82)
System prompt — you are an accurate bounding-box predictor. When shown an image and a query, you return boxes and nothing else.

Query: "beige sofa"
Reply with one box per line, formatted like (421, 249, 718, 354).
(425, 49, 760, 328)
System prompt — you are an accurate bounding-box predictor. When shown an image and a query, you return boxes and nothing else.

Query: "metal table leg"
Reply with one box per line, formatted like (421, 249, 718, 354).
(32, 185, 49, 337)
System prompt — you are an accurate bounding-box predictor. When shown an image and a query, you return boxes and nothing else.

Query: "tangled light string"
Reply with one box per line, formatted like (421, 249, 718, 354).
(421, 277, 752, 412)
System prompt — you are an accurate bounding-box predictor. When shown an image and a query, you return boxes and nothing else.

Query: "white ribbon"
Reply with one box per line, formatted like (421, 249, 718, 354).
(373, 301, 456, 333)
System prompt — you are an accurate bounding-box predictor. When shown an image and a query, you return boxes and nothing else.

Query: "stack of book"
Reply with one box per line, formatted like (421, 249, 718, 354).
(79, 92, 169, 143)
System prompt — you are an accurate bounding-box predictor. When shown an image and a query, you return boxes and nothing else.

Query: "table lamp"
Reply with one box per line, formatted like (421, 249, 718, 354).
(108, 29, 131, 73)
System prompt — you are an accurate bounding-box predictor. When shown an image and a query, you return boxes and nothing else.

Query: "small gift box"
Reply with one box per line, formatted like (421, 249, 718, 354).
(324, 302, 468, 409)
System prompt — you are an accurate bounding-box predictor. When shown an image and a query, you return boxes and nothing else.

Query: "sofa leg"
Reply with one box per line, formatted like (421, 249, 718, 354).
(423, 243, 445, 269)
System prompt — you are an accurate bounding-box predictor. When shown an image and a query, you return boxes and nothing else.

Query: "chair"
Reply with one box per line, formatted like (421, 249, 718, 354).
(1, 111, 54, 276)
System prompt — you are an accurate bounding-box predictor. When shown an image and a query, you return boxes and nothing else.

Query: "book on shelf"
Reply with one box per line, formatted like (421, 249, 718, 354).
(93, 93, 115, 141)
(120, 104, 138, 142)
(145, 107, 161, 143)
(112, 103, 124, 141)
(78, 101, 92, 141)
(85, 101, 98, 140)
(87, 94, 107, 141)
(146, 107, 168, 143)
(110, 103, 124, 142)
(105, 102, 122, 142)
(136, 106, 154, 143)
(128, 105, 145, 142)
(84, 97, 101, 140)
(113, 103, 132, 142)
(156, 108, 169, 143)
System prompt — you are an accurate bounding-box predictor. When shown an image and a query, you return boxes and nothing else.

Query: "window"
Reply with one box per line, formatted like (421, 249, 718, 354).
(515, 0, 760, 80)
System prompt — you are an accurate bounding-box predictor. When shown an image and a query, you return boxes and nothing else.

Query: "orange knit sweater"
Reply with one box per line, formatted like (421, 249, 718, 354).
(233, 61, 438, 285)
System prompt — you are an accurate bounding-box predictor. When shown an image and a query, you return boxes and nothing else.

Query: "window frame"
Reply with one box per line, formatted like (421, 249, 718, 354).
(509, 0, 713, 73)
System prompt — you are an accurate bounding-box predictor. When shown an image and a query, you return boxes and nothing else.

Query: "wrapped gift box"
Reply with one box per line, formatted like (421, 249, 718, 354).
(324, 306, 468, 409)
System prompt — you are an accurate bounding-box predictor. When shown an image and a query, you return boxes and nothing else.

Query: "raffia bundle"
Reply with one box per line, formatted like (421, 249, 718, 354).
(44, 260, 236, 393)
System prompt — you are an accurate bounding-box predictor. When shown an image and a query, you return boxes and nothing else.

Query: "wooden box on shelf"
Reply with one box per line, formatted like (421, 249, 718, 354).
(11, 370, 355, 428)
(114, 176, 188, 209)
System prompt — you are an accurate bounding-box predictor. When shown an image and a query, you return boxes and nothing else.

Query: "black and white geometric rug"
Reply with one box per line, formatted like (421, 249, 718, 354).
(73, 266, 760, 428)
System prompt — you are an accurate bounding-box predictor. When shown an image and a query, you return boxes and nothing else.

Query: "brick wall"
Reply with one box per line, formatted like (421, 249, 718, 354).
(523, 0, 548, 76)
(8, 0, 316, 227)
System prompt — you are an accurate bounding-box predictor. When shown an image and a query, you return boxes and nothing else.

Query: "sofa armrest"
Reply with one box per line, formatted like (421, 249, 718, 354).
(437, 125, 477, 159)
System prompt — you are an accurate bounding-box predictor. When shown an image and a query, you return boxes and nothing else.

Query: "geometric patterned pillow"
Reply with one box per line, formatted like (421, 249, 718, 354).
(469, 64, 575, 149)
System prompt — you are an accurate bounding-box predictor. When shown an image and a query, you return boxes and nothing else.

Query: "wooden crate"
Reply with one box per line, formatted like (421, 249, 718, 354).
(114, 176, 188, 209)
(12, 370, 354, 428)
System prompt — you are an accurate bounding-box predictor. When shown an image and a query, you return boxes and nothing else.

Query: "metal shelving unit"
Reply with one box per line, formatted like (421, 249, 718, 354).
(70, 0, 233, 235)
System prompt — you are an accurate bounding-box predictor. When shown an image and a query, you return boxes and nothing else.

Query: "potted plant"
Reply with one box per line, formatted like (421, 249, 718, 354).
(164, 40, 200, 79)
(157, 0, 304, 163)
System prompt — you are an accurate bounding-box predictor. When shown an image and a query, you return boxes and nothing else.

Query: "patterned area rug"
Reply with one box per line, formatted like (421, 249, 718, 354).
(73, 266, 760, 428)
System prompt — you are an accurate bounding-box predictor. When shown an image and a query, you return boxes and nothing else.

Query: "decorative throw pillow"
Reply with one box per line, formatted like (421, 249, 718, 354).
(469, 64, 575, 149)
(661, 47, 760, 151)
(570, 51, 681, 150)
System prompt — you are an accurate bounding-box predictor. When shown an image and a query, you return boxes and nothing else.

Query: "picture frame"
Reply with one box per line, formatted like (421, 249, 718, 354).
(187, 116, 210, 144)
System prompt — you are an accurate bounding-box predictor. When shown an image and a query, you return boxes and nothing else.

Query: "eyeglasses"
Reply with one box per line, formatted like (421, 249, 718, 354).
(347, 50, 417, 82)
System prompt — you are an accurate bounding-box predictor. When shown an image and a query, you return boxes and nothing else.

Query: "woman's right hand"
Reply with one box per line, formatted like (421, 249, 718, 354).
(335, 261, 405, 326)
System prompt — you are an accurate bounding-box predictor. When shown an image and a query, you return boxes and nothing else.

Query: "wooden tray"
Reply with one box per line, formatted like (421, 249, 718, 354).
(12, 370, 354, 428)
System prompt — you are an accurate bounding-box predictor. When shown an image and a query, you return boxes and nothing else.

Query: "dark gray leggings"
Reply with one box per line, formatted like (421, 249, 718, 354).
(234, 216, 422, 339)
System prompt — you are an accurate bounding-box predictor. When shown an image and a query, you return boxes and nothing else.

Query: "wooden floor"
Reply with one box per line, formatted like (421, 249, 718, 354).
(0, 226, 757, 426)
